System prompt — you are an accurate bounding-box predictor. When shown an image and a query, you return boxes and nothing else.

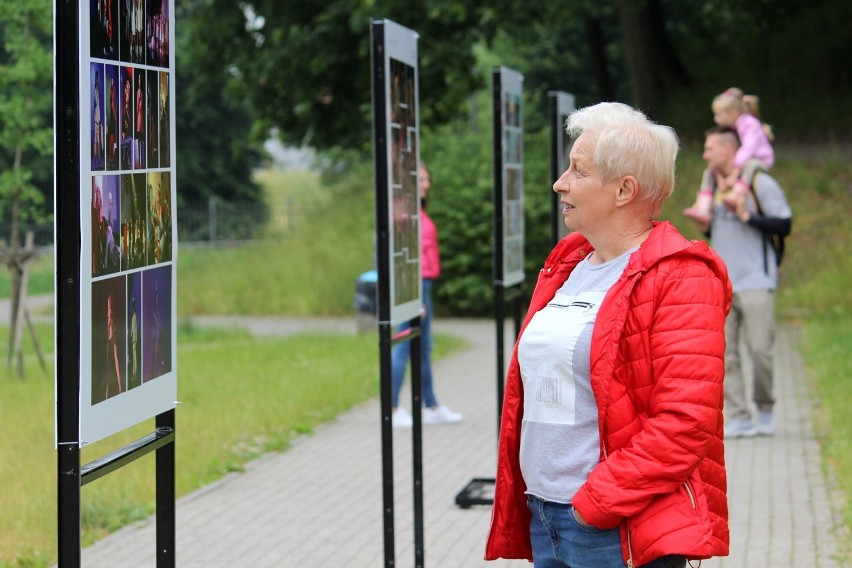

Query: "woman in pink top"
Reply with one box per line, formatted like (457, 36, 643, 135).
(391, 163, 463, 428)
(684, 88, 775, 224)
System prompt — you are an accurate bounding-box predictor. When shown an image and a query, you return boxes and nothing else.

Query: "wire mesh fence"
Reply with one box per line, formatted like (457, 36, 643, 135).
(1, 198, 312, 250)
(177, 197, 313, 245)
(0, 224, 54, 249)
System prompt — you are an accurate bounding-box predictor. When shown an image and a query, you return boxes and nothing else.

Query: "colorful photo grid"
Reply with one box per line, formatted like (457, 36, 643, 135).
(89, 0, 170, 172)
(90, 265, 172, 405)
(90, 172, 172, 406)
(389, 58, 419, 309)
(88, 0, 173, 407)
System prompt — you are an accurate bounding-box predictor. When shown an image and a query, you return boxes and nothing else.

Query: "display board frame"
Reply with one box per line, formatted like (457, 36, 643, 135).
(549, 91, 576, 245)
(56, 1, 177, 565)
(494, 67, 524, 287)
(375, 20, 422, 327)
(371, 18, 426, 568)
(75, 0, 178, 446)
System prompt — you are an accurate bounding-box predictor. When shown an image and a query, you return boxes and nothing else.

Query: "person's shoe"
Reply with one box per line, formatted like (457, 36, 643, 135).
(755, 410, 775, 436)
(422, 404, 463, 425)
(392, 407, 413, 429)
(724, 418, 757, 438)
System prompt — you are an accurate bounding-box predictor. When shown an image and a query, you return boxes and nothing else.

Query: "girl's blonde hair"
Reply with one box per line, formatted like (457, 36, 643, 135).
(713, 87, 774, 141)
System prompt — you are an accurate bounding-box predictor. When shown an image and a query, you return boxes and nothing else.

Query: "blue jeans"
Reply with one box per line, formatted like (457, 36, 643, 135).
(391, 279, 437, 408)
(527, 496, 686, 568)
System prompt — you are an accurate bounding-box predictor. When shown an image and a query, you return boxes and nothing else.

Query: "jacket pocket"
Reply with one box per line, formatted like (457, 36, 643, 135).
(625, 471, 711, 565)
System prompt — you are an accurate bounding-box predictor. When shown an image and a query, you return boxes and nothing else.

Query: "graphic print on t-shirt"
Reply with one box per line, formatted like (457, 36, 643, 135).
(521, 290, 606, 425)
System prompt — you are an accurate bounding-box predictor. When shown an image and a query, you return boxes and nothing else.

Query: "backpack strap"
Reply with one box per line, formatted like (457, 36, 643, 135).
(747, 171, 784, 271)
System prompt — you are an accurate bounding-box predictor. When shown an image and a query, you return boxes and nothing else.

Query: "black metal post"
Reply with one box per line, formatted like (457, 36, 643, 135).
(491, 67, 505, 436)
(156, 410, 176, 567)
(549, 92, 561, 247)
(513, 289, 523, 341)
(56, 0, 82, 565)
(378, 322, 395, 567)
(371, 20, 396, 568)
(494, 286, 506, 436)
(548, 91, 575, 248)
(409, 317, 424, 568)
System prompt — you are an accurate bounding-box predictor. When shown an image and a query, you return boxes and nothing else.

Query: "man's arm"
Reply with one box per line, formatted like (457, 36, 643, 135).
(733, 188, 792, 236)
(739, 210, 792, 237)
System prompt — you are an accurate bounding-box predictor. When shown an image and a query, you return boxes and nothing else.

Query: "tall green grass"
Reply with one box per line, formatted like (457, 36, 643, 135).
(178, 169, 374, 316)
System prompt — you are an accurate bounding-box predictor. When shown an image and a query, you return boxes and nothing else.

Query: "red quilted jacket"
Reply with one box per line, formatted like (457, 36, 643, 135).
(485, 221, 732, 566)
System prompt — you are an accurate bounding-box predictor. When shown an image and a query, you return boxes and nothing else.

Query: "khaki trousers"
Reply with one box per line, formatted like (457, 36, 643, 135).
(724, 289, 776, 421)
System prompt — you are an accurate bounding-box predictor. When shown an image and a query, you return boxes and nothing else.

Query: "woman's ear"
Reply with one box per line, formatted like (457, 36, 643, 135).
(615, 175, 640, 207)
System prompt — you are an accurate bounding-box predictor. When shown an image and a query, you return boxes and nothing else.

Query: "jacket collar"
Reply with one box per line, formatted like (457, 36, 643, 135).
(543, 221, 728, 281)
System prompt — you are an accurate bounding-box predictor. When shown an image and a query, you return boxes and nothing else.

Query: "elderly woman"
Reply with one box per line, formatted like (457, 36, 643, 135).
(485, 103, 732, 568)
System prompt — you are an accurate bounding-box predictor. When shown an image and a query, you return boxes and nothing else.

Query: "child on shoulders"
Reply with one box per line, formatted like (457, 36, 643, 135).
(684, 87, 775, 224)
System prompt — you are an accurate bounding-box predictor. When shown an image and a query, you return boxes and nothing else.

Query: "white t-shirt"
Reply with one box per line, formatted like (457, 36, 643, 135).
(519, 247, 635, 503)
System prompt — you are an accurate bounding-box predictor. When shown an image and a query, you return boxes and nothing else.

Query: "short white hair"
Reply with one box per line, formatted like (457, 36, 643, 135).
(566, 102, 679, 215)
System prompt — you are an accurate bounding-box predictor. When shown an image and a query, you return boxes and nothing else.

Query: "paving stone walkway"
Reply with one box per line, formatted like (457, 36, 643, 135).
(76, 317, 847, 567)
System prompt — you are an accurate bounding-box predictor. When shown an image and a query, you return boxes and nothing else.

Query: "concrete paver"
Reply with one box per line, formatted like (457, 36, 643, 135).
(76, 318, 847, 567)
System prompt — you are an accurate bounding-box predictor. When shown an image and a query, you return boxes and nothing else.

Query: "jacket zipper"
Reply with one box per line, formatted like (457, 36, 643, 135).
(626, 528, 634, 568)
(684, 481, 697, 509)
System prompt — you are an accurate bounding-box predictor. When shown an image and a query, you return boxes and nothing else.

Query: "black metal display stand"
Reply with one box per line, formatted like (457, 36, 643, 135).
(548, 91, 576, 246)
(455, 67, 525, 509)
(371, 18, 427, 568)
(55, 3, 176, 566)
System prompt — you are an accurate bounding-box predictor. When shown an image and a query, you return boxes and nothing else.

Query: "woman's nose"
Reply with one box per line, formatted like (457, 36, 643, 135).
(553, 172, 568, 193)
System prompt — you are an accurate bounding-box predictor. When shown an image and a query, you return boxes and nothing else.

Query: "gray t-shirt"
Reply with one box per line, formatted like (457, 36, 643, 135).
(710, 173, 791, 292)
(518, 248, 634, 504)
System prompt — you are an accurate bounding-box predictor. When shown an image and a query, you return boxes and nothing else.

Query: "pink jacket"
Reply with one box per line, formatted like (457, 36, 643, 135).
(486, 222, 732, 566)
(421, 209, 441, 280)
(734, 113, 774, 170)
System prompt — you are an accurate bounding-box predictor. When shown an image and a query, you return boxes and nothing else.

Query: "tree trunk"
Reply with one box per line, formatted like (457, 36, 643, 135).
(617, 0, 664, 117)
(7, 143, 23, 373)
(584, 16, 615, 101)
(12, 233, 34, 377)
(646, 0, 692, 87)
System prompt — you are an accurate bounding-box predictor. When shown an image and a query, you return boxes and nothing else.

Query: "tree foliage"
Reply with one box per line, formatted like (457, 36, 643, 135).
(180, 0, 851, 153)
(183, 0, 504, 151)
(0, 0, 53, 375)
(175, 0, 263, 208)
(0, 0, 53, 229)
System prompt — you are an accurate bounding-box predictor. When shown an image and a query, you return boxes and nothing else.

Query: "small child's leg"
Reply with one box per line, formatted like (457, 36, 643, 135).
(683, 168, 715, 223)
(684, 189, 714, 223)
(695, 189, 714, 212)
(736, 158, 767, 193)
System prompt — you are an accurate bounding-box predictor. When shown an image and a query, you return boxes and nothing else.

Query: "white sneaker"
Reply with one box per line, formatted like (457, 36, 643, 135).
(392, 407, 413, 429)
(422, 404, 463, 425)
(724, 418, 757, 438)
(755, 411, 774, 436)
